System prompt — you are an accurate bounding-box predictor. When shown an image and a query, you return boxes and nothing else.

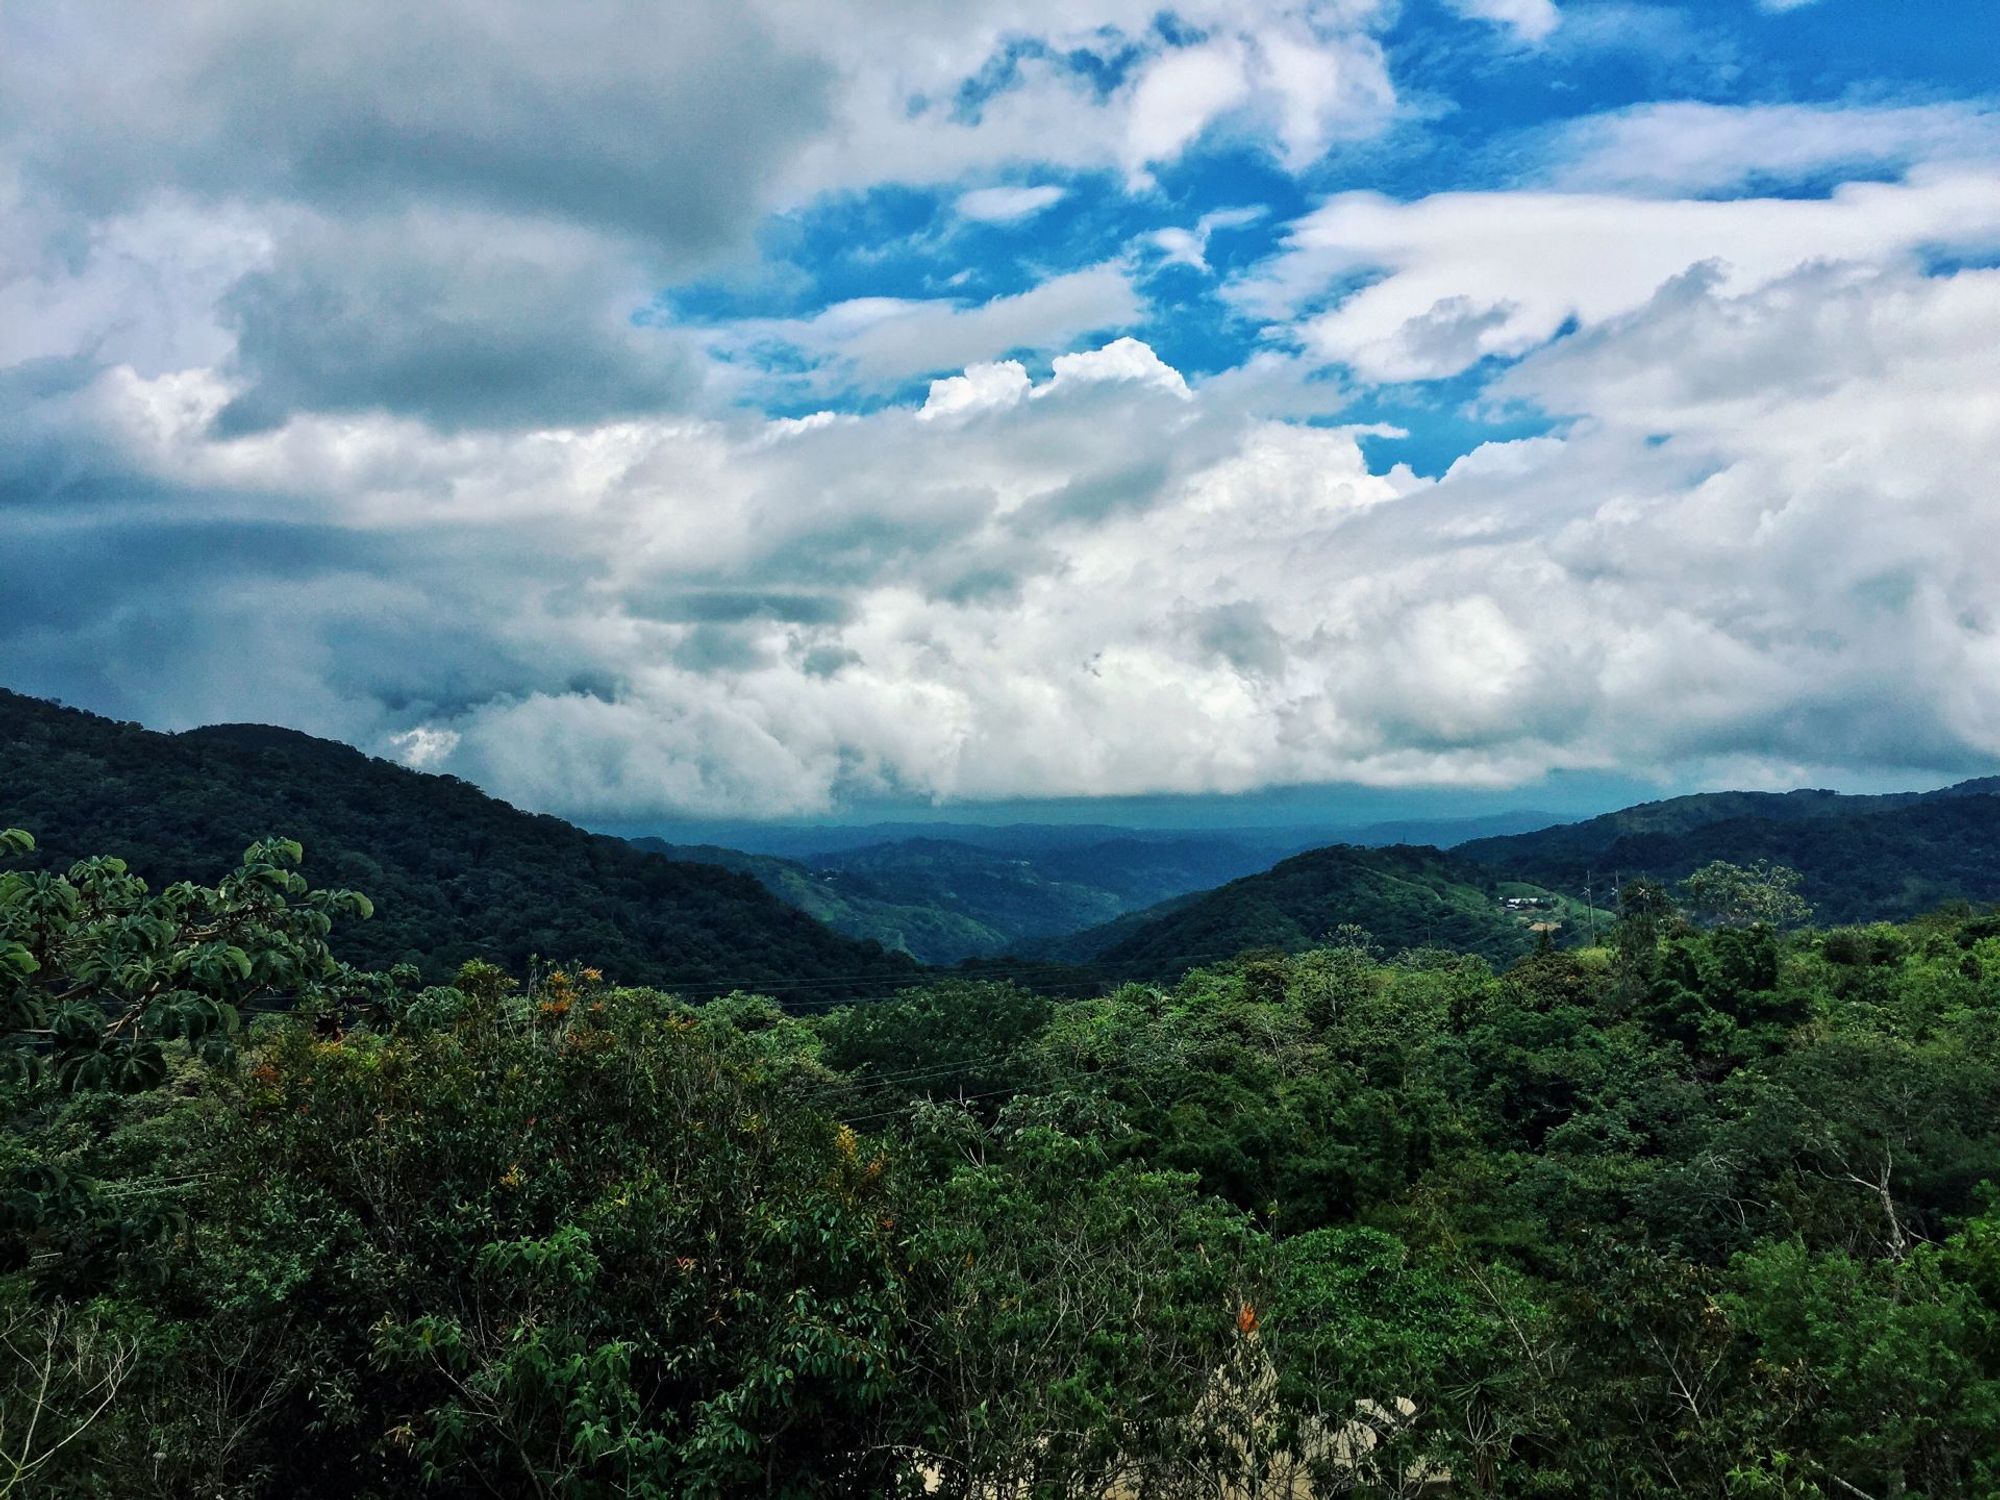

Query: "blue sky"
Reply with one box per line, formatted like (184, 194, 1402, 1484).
(3, 0, 1999, 829)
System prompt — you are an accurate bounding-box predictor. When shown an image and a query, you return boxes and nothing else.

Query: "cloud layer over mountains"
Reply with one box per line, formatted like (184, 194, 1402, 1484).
(4, 0, 1998, 818)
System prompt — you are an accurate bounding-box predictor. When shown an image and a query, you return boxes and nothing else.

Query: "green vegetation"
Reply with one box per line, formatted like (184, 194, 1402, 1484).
(1460, 780, 2000, 923)
(630, 839, 1014, 964)
(8, 820, 1997, 1496)
(636, 833, 1285, 965)
(0, 691, 915, 997)
(1056, 843, 1571, 977)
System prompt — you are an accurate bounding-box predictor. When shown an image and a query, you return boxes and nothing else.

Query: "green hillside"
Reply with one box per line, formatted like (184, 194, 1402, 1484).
(813, 837, 1124, 940)
(1455, 778, 2000, 874)
(631, 838, 1014, 963)
(0, 690, 917, 996)
(1068, 843, 1566, 979)
(1462, 791, 2000, 925)
(635, 832, 1284, 964)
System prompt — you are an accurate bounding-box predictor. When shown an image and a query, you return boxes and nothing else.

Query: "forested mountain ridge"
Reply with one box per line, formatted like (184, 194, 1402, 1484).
(629, 838, 1021, 964)
(0, 689, 916, 994)
(1457, 776, 2000, 868)
(1053, 842, 1578, 976)
(14, 684, 2000, 997)
(637, 832, 1286, 964)
(1459, 783, 2000, 923)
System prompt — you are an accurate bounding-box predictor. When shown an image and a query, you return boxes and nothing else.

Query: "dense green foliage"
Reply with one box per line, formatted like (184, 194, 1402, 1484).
(1055, 844, 1575, 977)
(7, 820, 1998, 1496)
(0, 691, 915, 997)
(1460, 780, 2000, 923)
(0, 829, 373, 1095)
(636, 834, 1283, 965)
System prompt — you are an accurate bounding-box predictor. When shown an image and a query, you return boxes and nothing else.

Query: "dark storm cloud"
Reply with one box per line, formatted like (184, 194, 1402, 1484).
(1186, 601, 1286, 679)
(670, 625, 772, 674)
(0, 501, 607, 735)
(3, 1, 833, 261)
(212, 216, 703, 433)
(1014, 458, 1174, 528)
(0, 0, 834, 431)
(0, 358, 129, 507)
(624, 588, 855, 627)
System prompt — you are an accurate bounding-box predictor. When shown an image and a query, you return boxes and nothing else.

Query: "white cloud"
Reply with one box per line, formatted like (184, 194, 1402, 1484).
(16, 263, 2000, 820)
(1250, 28, 1400, 170)
(0, 0, 1398, 433)
(1044, 337, 1191, 399)
(1149, 205, 1268, 271)
(1122, 41, 1254, 184)
(714, 263, 1144, 389)
(0, 194, 270, 375)
(1445, 0, 1562, 45)
(1238, 167, 2000, 380)
(389, 726, 461, 768)
(773, 2, 1399, 197)
(955, 184, 1067, 223)
(1150, 227, 1210, 270)
(918, 336, 1191, 418)
(6, 0, 2000, 824)
(919, 360, 1032, 420)
(1545, 99, 2000, 195)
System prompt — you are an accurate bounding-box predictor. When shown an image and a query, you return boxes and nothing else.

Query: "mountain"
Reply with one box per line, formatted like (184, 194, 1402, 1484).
(1455, 780, 2000, 875)
(1052, 843, 1575, 979)
(1338, 809, 1572, 848)
(633, 833, 1283, 964)
(978, 835, 1294, 906)
(613, 820, 1306, 861)
(0, 690, 918, 997)
(1459, 786, 2000, 925)
(629, 839, 1019, 964)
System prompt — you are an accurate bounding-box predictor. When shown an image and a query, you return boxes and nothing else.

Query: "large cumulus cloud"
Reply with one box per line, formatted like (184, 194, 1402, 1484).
(3, 1, 832, 251)
(1234, 168, 2000, 380)
(5, 1, 2000, 820)
(10, 254, 2000, 817)
(1, 0, 1404, 429)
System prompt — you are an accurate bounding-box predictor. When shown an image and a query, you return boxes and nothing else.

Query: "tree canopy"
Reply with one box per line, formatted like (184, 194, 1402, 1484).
(4, 830, 1998, 1496)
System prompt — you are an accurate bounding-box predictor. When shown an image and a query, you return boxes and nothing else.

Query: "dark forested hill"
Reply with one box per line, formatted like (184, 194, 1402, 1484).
(1455, 778, 2000, 874)
(629, 839, 1018, 964)
(1461, 789, 2000, 925)
(1057, 843, 1565, 978)
(0, 690, 917, 995)
(633, 832, 1285, 964)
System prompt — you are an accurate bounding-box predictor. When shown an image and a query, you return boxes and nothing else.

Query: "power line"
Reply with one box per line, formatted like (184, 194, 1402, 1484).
(843, 1082, 1025, 1127)
(192, 929, 1529, 1038)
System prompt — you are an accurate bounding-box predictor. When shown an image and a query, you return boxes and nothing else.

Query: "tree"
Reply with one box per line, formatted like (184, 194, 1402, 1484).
(1260, 1227, 1551, 1496)
(1726, 1225, 2000, 1497)
(1680, 859, 1812, 930)
(896, 1101, 1264, 1497)
(0, 1302, 139, 1497)
(1, 831, 374, 1093)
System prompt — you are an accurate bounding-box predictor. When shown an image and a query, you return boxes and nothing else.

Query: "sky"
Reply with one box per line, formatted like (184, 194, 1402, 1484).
(3, 0, 1999, 831)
